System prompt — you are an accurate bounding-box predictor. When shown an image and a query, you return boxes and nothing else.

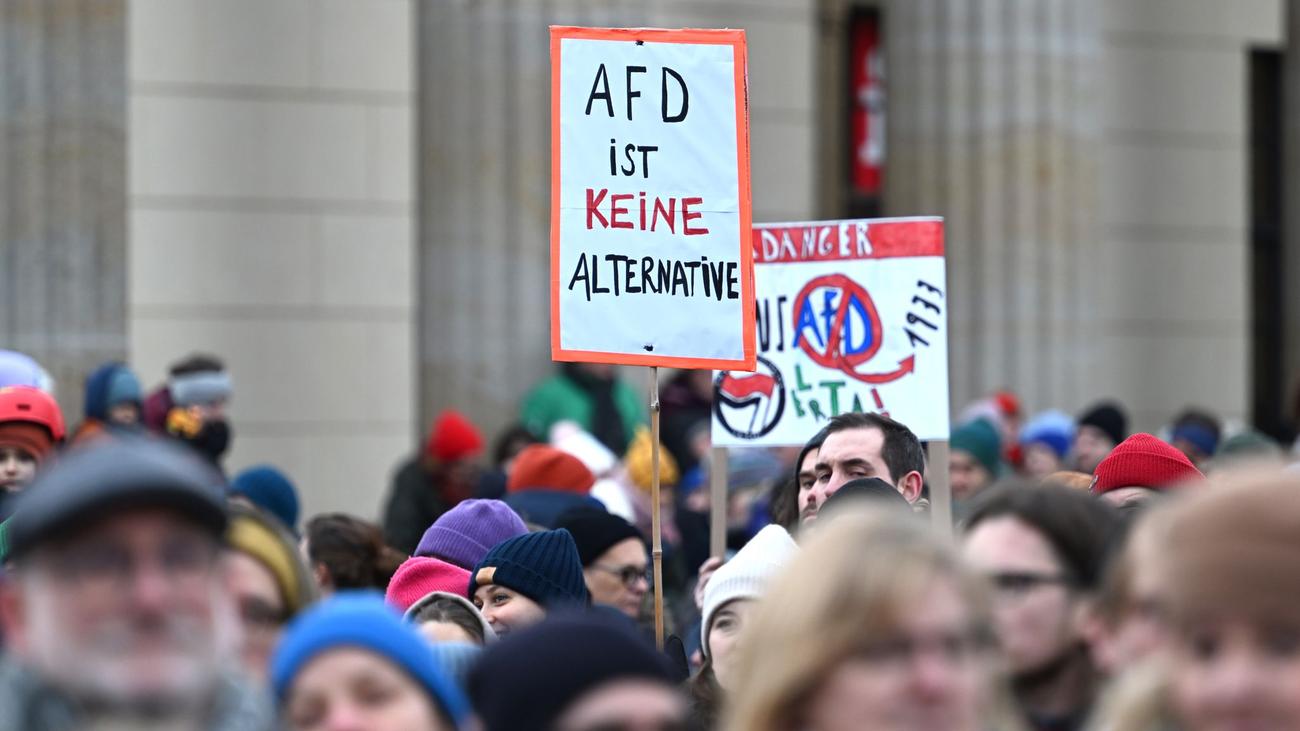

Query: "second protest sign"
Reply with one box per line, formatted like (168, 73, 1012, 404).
(712, 217, 950, 445)
(550, 26, 755, 370)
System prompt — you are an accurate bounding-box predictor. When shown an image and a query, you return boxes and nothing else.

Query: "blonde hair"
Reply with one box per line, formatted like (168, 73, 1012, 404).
(723, 509, 1017, 731)
(1086, 659, 1174, 731)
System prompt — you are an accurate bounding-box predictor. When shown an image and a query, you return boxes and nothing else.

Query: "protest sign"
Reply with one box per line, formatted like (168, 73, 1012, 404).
(712, 217, 949, 445)
(549, 26, 755, 370)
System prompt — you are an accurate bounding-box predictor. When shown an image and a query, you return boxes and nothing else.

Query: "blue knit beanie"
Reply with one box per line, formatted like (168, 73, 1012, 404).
(84, 362, 142, 422)
(470, 529, 589, 608)
(231, 464, 300, 531)
(271, 592, 469, 725)
(1019, 410, 1075, 460)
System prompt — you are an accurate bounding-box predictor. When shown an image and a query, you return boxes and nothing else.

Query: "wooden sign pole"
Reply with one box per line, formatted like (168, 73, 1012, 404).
(649, 366, 665, 650)
(709, 445, 728, 559)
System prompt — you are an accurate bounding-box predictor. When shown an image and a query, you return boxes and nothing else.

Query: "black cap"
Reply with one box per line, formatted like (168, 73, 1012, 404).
(7, 435, 228, 559)
(821, 477, 911, 517)
(1078, 402, 1128, 446)
(554, 506, 644, 566)
(468, 611, 676, 731)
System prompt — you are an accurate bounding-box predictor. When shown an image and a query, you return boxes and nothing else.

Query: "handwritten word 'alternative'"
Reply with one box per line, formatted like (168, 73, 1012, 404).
(568, 253, 740, 302)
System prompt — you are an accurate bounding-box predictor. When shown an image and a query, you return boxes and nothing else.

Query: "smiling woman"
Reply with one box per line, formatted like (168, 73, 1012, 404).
(467, 529, 590, 637)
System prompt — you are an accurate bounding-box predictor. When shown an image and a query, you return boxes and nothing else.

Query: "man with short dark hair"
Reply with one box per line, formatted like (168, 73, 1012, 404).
(800, 413, 926, 524)
(0, 437, 274, 730)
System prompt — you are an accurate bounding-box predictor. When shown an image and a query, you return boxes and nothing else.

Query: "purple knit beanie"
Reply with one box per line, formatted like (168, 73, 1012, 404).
(416, 499, 528, 570)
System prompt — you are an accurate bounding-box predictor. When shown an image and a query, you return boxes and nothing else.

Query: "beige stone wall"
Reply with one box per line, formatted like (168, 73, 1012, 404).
(128, 0, 415, 520)
(1091, 0, 1281, 430)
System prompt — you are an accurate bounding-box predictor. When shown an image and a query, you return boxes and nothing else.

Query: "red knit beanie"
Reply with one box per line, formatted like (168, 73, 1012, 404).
(425, 410, 484, 463)
(1091, 433, 1204, 494)
(507, 445, 595, 495)
(385, 556, 473, 611)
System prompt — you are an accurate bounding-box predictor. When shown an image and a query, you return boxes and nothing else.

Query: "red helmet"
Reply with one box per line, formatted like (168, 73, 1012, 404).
(0, 386, 66, 442)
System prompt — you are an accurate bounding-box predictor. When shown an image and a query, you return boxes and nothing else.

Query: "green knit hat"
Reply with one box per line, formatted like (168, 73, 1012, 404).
(951, 418, 1003, 476)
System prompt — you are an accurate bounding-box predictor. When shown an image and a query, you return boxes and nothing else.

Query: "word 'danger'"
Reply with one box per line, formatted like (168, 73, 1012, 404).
(550, 26, 755, 370)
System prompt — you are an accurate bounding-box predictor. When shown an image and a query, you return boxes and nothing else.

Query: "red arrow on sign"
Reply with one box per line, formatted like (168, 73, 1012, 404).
(852, 355, 915, 384)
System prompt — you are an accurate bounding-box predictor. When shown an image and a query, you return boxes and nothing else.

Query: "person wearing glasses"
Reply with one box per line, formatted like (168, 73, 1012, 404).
(0, 437, 276, 730)
(556, 507, 650, 620)
(961, 482, 1119, 731)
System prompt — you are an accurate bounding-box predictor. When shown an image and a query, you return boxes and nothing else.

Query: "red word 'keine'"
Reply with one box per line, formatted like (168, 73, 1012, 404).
(585, 188, 710, 236)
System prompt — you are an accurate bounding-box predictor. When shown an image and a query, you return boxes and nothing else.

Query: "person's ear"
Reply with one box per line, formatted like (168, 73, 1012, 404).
(313, 562, 332, 591)
(898, 470, 924, 504)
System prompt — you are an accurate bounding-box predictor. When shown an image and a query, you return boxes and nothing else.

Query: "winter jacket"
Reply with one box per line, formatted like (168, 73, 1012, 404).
(382, 456, 450, 555)
(521, 368, 646, 455)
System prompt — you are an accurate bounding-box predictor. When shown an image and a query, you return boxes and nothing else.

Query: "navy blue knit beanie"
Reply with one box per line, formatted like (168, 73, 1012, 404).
(231, 464, 301, 532)
(470, 529, 589, 607)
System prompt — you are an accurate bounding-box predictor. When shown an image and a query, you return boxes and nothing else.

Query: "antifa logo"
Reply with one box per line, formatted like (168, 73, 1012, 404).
(713, 356, 785, 440)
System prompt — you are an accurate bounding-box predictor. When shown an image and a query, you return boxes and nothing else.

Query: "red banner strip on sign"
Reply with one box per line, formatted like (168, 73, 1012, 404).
(752, 218, 943, 264)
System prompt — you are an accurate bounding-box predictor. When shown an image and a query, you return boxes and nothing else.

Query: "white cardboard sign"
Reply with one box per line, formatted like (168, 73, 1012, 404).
(550, 26, 755, 370)
(711, 217, 950, 445)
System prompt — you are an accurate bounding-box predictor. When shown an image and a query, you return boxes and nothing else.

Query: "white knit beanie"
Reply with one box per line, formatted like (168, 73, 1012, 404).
(701, 524, 798, 658)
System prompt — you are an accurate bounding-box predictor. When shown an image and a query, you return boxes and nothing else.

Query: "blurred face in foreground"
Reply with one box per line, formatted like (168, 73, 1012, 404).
(1170, 615, 1300, 731)
(285, 648, 451, 731)
(962, 515, 1077, 675)
(1087, 524, 1170, 675)
(227, 550, 288, 685)
(798, 578, 984, 731)
(553, 679, 686, 731)
(1, 508, 229, 711)
(472, 584, 545, 637)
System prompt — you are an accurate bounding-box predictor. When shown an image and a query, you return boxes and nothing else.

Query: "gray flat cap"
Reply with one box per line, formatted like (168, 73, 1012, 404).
(6, 435, 228, 559)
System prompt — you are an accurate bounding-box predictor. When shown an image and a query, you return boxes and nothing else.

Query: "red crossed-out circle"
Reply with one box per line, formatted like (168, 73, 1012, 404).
(791, 274, 884, 372)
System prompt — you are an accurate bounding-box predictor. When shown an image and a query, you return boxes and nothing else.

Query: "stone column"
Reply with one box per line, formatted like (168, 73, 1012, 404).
(0, 0, 127, 418)
(885, 0, 1099, 413)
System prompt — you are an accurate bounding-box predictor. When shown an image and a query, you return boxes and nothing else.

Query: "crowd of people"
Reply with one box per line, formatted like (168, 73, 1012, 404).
(0, 348, 1297, 730)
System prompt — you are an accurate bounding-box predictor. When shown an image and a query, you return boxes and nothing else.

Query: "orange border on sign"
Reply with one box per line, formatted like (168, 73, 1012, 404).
(549, 26, 757, 371)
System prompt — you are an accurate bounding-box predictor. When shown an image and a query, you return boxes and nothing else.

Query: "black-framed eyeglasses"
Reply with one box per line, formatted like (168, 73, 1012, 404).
(591, 563, 652, 587)
(987, 571, 1072, 594)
